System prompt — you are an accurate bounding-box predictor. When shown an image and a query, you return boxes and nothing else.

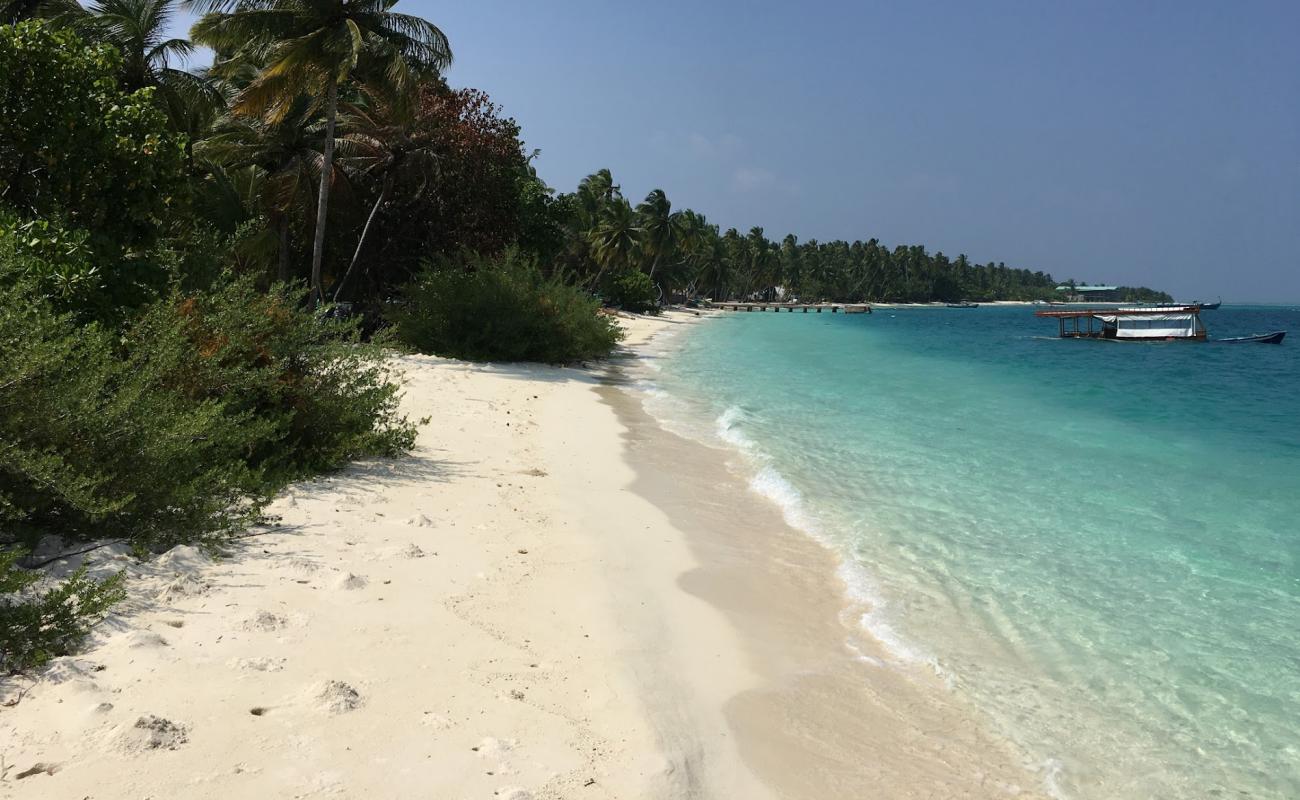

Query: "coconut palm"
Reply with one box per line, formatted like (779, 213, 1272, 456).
(59, 0, 222, 140)
(331, 87, 439, 302)
(635, 188, 682, 280)
(587, 198, 642, 291)
(74, 0, 194, 90)
(197, 94, 330, 281)
(1, 0, 75, 23)
(191, 0, 452, 305)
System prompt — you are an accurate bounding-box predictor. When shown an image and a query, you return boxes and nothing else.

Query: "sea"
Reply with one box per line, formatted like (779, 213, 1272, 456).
(630, 304, 1300, 799)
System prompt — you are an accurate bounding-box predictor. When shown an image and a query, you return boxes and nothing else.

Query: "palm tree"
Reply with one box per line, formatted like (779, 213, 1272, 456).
(331, 87, 439, 302)
(60, 0, 222, 143)
(587, 198, 641, 291)
(635, 188, 681, 280)
(191, 0, 452, 305)
(75, 0, 195, 90)
(197, 94, 329, 282)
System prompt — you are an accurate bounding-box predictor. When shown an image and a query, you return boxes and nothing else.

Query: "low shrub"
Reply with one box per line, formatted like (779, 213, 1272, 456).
(603, 269, 659, 314)
(388, 248, 624, 363)
(0, 549, 125, 673)
(0, 272, 416, 554)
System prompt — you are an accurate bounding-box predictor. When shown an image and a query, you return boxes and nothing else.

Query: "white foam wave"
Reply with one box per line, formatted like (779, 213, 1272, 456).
(749, 465, 818, 533)
(714, 404, 755, 452)
(719, 410, 931, 668)
(631, 358, 932, 670)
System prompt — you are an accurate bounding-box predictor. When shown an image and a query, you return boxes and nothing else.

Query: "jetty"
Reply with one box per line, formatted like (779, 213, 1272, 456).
(710, 302, 872, 314)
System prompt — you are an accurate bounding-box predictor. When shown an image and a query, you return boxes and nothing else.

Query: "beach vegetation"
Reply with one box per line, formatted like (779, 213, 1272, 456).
(190, 0, 452, 306)
(0, 548, 126, 673)
(388, 248, 623, 364)
(0, 268, 415, 554)
(603, 268, 659, 314)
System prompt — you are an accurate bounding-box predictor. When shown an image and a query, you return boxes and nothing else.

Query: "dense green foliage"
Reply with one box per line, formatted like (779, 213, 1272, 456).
(0, 549, 126, 672)
(1114, 286, 1175, 304)
(604, 269, 659, 314)
(389, 249, 623, 363)
(0, 270, 415, 554)
(0, 22, 186, 315)
(0, 22, 184, 237)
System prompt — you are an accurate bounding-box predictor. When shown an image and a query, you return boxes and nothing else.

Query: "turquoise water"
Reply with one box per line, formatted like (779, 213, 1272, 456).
(636, 306, 1300, 799)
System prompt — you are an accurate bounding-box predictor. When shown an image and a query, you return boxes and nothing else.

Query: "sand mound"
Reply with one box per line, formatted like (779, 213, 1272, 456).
(117, 715, 188, 752)
(400, 543, 428, 558)
(333, 572, 368, 591)
(154, 545, 208, 572)
(403, 514, 434, 527)
(316, 680, 362, 714)
(155, 573, 210, 603)
(241, 610, 289, 631)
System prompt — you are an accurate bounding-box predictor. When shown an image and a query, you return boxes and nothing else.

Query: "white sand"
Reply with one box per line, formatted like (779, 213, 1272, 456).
(1, 309, 1041, 799)
(0, 310, 768, 799)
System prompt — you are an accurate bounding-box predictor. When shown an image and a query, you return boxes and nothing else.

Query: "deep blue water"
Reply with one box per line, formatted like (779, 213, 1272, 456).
(638, 305, 1300, 799)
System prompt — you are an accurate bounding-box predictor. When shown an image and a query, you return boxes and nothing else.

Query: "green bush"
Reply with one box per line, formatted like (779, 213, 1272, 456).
(0, 549, 125, 673)
(603, 269, 659, 314)
(0, 272, 416, 553)
(389, 248, 624, 363)
(0, 21, 184, 249)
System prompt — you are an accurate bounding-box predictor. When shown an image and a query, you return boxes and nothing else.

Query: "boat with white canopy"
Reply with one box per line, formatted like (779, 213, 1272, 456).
(1034, 305, 1207, 341)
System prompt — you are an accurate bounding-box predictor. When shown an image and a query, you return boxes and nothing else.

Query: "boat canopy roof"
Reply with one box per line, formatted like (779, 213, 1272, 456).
(1095, 312, 1196, 323)
(1034, 305, 1201, 319)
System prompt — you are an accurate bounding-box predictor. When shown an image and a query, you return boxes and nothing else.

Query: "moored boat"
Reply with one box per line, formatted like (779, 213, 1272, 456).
(946, 301, 979, 308)
(1219, 331, 1285, 344)
(1034, 305, 1207, 340)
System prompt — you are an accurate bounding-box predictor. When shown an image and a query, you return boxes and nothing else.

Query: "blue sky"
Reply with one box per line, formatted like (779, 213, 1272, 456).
(180, 1, 1300, 300)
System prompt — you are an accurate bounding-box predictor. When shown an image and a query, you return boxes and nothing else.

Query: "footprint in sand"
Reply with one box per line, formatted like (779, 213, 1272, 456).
(43, 658, 104, 691)
(241, 610, 289, 632)
(126, 631, 169, 648)
(403, 514, 434, 527)
(230, 656, 286, 673)
(473, 737, 517, 758)
(284, 557, 323, 574)
(419, 712, 454, 730)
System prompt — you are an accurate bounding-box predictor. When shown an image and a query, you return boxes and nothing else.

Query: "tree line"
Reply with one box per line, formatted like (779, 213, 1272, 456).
(3, 0, 1167, 319)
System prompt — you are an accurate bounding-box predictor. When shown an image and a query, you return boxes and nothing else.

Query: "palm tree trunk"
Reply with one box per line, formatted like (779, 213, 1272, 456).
(309, 77, 338, 307)
(333, 171, 392, 304)
(587, 262, 610, 293)
(277, 214, 290, 283)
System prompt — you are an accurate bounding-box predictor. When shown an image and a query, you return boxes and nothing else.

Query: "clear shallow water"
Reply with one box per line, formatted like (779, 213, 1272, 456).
(635, 306, 1300, 799)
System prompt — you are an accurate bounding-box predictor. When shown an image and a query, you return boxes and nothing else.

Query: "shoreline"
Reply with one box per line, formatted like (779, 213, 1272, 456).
(2, 310, 1040, 799)
(609, 313, 1045, 798)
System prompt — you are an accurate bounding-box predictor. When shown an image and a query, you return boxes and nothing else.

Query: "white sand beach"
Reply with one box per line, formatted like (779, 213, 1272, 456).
(1, 310, 1041, 799)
